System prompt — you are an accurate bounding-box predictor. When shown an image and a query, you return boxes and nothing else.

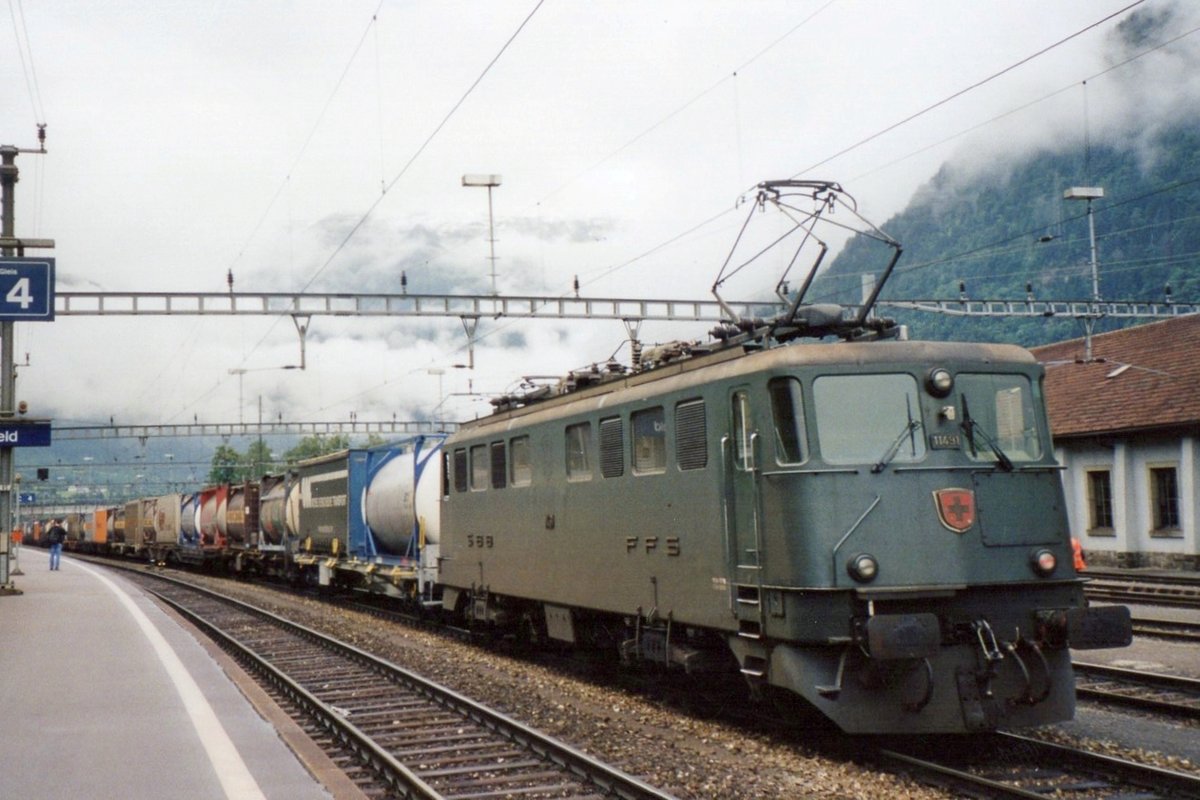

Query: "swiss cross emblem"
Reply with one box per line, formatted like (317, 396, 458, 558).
(933, 488, 975, 533)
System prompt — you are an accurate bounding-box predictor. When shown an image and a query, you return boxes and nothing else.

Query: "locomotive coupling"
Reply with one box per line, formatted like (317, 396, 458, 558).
(1036, 605, 1133, 650)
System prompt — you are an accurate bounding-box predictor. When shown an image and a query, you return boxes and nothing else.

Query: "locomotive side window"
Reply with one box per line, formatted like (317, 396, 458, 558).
(813, 374, 926, 465)
(510, 435, 532, 487)
(732, 390, 753, 470)
(470, 444, 489, 491)
(631, 407, 667, 474)
(600, 417, 624, 478)
(453, 448, 468, 493)
(958, 374, 1043, 462)
(768, 377, 807, 464)
(675, 399, 707, 470)
(565, 422, 592, 481)
(490, 441, 507, 489)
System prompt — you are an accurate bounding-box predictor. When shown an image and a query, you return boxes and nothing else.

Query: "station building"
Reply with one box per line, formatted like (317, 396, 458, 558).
(1032, 315, 1200, 569)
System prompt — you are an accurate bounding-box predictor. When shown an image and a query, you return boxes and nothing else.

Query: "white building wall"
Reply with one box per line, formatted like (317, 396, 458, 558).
(1058, 435, 1196, 567)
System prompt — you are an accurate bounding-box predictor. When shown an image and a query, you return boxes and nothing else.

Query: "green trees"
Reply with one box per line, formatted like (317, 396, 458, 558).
(819, 125, 1200, 346)
(205, 434, 370, 483)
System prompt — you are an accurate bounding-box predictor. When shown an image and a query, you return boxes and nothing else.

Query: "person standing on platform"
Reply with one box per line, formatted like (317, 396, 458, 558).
(47, 519, 66, 571)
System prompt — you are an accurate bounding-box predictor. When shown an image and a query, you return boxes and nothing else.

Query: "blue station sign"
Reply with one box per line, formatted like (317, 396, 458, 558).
(18, 493, 34, 504)
(0, 258, 55, 321)
(0, 422, 51, 447)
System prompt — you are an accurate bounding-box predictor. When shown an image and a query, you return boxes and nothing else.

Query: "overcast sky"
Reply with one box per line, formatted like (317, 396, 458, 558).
(3, 0, 1196, 432)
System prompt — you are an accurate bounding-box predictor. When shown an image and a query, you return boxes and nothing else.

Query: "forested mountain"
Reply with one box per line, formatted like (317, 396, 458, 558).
(818, 125, 1200, 346)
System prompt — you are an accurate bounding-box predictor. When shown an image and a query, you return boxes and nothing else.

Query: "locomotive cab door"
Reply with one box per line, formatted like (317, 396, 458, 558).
(724, 387, 766, 640)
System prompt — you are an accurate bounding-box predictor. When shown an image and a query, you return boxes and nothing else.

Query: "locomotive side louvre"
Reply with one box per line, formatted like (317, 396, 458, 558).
(440, 339, 1132, 733)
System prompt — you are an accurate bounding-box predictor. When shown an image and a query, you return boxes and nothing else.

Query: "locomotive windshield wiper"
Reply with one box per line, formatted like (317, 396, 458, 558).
(960, 395, 1015, 471)
(872, 400, 921, 474)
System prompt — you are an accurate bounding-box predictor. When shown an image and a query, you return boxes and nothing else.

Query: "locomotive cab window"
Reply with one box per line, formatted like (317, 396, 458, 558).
(565, 422, 592, 481)
(470, 444, 489, 491)
(510, 435, 532, 487)
(768, 377, 808, 464)
(631, 407, 667, 474)
(813, 374, 926, 465)
(957, 374, 1043, 463)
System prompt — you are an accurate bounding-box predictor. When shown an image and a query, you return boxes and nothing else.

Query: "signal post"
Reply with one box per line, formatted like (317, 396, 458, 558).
(0, 136, 54, 595)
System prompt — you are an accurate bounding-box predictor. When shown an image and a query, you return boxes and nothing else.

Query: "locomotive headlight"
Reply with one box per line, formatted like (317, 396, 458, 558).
(847, 553, 879, 583)
(1031, 548, 1057, 576)
(926, 367, 954, 397)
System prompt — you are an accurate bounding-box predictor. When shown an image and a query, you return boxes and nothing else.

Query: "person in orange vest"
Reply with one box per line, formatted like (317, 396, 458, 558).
(1071, 537, 1087, 571)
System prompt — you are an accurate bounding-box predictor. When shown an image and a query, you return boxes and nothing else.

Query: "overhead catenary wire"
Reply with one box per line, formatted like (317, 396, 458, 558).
(553, 1, 1153, 308)
(787, 0, 1147, 180)
(233, 0, 547, 370)
(7, 0, 46, 124)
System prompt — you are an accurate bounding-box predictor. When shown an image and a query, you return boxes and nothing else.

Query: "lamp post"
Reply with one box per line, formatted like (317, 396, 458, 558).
(462, 174, 502, 295)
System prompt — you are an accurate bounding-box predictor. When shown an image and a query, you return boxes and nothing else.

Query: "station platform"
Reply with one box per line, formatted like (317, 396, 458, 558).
(0, 548, 364, 800)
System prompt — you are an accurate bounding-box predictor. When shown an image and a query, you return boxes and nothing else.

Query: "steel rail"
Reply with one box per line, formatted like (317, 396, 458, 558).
(140, 571, 678, 800)
(1073, 661, 1200, 720)
(879, 731, 1200, 799)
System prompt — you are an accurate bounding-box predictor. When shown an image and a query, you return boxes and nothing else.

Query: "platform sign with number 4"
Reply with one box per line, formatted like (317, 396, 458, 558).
(0, 259, 55, 321)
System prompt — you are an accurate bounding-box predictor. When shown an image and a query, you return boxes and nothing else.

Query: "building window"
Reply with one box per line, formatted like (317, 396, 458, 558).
(675, 399, 707, 470)
(632, 407, 667, 474)
(1086, 470, 1114, 532)
(510, 435, 532, 486)
(490, 441, 507, 489)
(1150, 466, 1181, 533)
(600, 417, 624, 478)
(470, 444, 489, 491)
(565, 423, 591, 481)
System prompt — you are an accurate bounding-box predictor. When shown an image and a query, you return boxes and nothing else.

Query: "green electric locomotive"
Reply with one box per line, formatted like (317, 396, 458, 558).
(437, 181, 1131, 734)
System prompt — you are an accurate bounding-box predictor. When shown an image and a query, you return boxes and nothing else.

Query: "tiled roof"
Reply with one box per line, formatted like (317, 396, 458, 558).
(1029, 315, 1200, 438)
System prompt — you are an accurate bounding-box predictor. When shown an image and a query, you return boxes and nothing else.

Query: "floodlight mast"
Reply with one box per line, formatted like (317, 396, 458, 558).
(463, 174, 502, 296)
(1063, 186, 1104, 304)
(1064, 186, 1105, 360)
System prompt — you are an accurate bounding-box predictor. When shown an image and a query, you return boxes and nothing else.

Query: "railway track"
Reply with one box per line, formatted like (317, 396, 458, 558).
(879, 732, 1200, 799)
(87, 556, 1200, 799)
(1131, 616, 1200, 643)
(122, 568, 678, 800)
(1084, 569, 1200, 610)
(1074, 661, 1200, 721)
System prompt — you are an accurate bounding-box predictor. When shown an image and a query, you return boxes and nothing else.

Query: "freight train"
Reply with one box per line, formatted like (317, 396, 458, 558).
(27, 181, 1132, 734)
(30, 325, 1132, 734)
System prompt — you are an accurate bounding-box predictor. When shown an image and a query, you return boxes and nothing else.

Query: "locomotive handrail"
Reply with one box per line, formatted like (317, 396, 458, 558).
(830, 495, 881, 583)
